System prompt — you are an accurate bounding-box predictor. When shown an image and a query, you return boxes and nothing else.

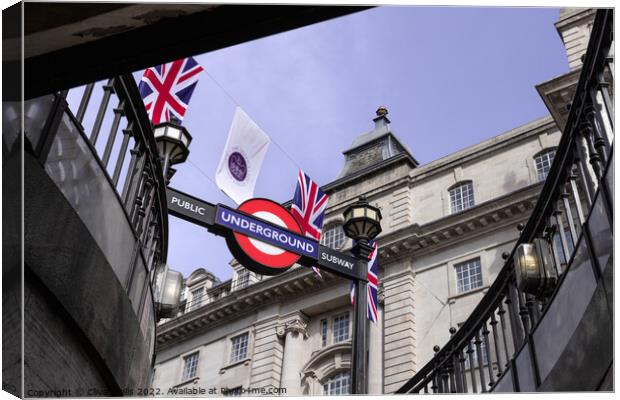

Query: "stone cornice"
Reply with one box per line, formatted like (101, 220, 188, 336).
(408, 117, 556, 185)
(376, 182, 543, 263)
(536, 69, 581, 131)
(156, 267, 342, 350)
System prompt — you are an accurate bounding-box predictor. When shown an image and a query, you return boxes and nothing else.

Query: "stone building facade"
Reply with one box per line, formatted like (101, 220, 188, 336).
(151, 8, 596, 396)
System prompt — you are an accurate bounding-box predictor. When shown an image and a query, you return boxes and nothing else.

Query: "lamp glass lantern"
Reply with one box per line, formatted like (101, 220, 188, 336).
(342, 195, 383, 244)
(152, 261, 184, 319)
(153, 120, 192, 180)
(513, 238, 557, 296)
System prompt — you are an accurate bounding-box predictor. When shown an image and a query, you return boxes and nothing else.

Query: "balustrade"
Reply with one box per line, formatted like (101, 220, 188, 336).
(29, 72, 169, 349)
(397, 9, 613, 394)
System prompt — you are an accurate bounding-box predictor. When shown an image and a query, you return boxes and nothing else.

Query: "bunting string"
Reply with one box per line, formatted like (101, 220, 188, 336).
(187, 159, 218, 188)
(186, 159, 235, 204)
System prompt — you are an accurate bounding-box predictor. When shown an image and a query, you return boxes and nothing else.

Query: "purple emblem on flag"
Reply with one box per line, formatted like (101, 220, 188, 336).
(228, 152, 248, 181)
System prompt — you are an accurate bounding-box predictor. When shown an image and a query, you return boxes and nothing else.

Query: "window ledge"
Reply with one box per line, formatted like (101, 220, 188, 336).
(173, 377, 199, 388)
(448, 285, 489, 303)
(219, 358, 251, 374)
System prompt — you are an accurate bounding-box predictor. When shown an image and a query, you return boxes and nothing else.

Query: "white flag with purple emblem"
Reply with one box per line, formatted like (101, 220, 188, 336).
(215, 107, 271, 205)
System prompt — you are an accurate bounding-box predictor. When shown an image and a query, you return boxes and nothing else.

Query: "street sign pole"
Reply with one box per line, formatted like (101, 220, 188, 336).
(352, 272, 368, 394)
(349, 240, 373, 395)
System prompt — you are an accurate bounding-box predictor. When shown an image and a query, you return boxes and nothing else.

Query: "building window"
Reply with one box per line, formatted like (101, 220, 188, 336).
(332, 314, 350, 343)
(181, 352, 199, 381)
(323, 371, 351, 395)
(178, 287, 188, 314)
(449, 181, 475, 214)
(321, 225, 345, 249)
(230, 333, 249, 363)
(455, 258, 483, 294)
(236, 270, 250, 289)
(534, 149, 556, 182)
(320, 319, 328, 347)
(187, 287, 204, 311)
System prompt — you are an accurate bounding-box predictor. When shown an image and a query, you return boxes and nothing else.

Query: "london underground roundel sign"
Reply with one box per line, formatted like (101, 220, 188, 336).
(221, 198, 308, 275)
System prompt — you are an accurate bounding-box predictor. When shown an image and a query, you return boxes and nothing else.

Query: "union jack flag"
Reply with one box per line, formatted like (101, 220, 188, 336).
(291, 170, 329, 278)
(350, 240, 379, 323)
(138, 57, 204, 124)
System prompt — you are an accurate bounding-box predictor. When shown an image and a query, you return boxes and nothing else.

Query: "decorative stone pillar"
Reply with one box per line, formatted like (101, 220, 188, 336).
(249, 318, 283, 390)
(301, 371, 319, 395)
(382, 265, 416, 394)
(368, 288, 385, 394)
(276, 315, 309, 395)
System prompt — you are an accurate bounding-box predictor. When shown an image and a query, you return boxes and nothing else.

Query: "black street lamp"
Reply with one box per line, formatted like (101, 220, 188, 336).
(343, 195, 382, 394)
(153, 118, 192, 183)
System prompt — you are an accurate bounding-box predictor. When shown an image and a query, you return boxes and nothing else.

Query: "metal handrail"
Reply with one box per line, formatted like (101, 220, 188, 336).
(34, 71, 171, 340)
(397, 9, 613, 394)
(63, 74, 169, 271)
(117, 74, 169, 263)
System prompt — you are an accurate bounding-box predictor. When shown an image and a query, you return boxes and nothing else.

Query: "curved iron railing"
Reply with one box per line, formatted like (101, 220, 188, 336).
(61, 74, 169, 278)
(397, 9, 613, 394)
(30, 72, 169, 361)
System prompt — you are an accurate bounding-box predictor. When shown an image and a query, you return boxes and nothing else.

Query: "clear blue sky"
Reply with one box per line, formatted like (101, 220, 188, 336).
(140, 6, 568, 281)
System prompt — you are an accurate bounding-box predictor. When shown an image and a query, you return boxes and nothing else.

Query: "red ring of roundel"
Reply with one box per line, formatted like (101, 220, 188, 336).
(233, 198, 302, 269)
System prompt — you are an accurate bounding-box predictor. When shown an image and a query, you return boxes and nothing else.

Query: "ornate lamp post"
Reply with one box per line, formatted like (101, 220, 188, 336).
(153, 118, 192, 183)
(151, 120, 191, 320)
(343, 195, 382, 394)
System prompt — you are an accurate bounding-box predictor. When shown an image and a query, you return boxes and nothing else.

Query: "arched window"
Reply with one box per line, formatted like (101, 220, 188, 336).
(323, 371, 351, 395)
(321, 224, 345, 249)
(534, 149, 557, 182)
(449, 181, 475, 214)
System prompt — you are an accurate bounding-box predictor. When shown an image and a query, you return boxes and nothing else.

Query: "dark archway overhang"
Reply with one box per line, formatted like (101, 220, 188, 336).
(9, 3, 371, 99)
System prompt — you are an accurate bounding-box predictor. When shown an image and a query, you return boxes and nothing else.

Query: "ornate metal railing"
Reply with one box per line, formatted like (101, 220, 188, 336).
(64, 75, 169, 271)
(397, 9, 613, 394)
(29, 73, 169, 357)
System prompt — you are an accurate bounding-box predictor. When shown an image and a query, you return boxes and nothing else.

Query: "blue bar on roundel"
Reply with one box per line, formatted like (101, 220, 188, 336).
(216, 207, 319, 259)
